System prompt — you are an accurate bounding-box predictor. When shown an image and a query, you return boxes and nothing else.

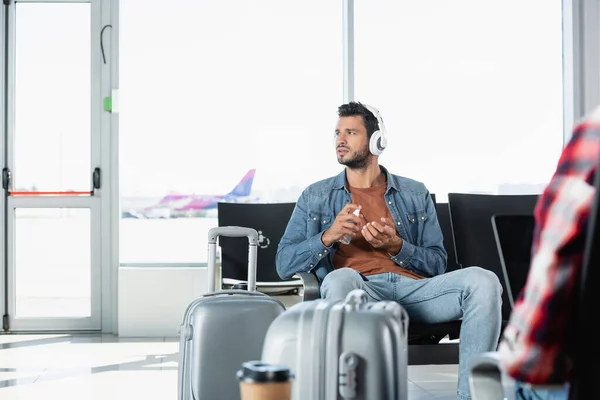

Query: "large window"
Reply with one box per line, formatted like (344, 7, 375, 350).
(120, 1, 342, 263)
(120, 1, 564, 264)
(354, 0, 564, 201)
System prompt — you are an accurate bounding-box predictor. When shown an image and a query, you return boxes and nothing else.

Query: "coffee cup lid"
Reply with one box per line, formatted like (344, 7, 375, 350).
(236, 361, 294, 383)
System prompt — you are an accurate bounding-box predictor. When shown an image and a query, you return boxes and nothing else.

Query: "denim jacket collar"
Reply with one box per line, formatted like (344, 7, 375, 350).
(331, 164, 398, 193)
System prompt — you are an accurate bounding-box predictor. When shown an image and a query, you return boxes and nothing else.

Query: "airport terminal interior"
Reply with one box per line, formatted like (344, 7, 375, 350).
(0, 0, 596, 399)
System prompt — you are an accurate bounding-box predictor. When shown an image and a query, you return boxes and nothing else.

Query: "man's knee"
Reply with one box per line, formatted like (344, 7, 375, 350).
(320, 268, 364, 299)
(470, 266, 502, 297)
(463, 266, 503, 309)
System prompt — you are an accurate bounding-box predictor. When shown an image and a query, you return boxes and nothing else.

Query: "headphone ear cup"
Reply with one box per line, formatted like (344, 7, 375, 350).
(363, 103, 387, 156)
(369, 130, 383, 156)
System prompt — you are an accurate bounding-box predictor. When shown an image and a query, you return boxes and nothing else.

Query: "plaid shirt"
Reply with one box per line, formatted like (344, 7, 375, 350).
(497, 107, 600, 384)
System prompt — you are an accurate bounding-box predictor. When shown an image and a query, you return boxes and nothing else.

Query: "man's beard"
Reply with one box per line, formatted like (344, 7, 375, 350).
(338, 146, 370, 170)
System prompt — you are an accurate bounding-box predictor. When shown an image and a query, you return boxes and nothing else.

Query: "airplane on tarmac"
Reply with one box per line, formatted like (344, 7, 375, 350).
(143, 169, 256, 218)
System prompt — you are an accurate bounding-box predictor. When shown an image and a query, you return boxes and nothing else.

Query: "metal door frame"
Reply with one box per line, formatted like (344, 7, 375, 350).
(0, 0, 115, 332)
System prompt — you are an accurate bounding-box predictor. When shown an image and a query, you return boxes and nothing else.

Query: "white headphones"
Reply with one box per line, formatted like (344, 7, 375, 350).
(362, 103, 388, 156)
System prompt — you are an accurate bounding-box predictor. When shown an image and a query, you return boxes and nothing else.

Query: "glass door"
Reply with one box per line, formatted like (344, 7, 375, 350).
(3, 0, 102, 331)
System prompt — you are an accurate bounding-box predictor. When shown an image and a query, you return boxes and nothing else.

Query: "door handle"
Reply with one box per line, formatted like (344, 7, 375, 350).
(2, 167, 11, 191)
(93, 167, 101, 190)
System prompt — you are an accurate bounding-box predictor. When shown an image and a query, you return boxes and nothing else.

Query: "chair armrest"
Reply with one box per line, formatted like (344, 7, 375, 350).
(468, 351, 506, 399)
(294, 272, 320, 301)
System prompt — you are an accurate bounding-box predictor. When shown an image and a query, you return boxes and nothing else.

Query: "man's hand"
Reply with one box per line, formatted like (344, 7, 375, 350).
(321, 204, 364, 247)
(362, 217, 403, 254)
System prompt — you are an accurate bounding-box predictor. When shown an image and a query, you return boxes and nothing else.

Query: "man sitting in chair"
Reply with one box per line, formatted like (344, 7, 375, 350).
(276, 101, 503, 400)
(497, 107, 600, 399)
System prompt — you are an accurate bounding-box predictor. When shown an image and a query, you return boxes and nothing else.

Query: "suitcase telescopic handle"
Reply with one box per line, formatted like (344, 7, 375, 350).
(206, 226, 259, 293)
(203, 289, 265, 298)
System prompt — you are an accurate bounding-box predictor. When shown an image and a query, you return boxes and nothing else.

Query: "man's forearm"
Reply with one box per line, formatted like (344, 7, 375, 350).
(277, 229, 336, 280)
(389, 239, 446, 277)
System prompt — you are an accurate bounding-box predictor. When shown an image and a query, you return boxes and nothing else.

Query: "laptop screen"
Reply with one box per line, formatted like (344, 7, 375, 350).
(491, 214, 536, 308)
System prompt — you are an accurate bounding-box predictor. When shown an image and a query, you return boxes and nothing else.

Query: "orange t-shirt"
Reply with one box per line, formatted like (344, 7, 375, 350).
(332, 183, 423, 279)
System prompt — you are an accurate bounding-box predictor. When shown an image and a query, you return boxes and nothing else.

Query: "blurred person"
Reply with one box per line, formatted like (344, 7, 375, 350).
(497, 106, 600, 399)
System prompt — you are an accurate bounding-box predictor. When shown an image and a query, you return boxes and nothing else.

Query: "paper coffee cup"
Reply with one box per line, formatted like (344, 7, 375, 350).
(237, 361, 293, 400)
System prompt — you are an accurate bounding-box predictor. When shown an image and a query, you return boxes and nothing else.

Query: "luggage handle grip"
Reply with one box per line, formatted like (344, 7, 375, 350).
(207, 226, 259, 293)
(202, 289, 265, 298)
(344, 289, 369, 309)
(207, 226, 259, 245)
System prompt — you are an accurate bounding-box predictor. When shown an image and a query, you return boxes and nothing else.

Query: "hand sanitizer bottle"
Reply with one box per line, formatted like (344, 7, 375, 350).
(339, 208, 361, 244)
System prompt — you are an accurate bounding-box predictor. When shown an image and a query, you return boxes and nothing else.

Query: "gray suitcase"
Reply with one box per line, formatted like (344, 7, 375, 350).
(261, 289, 409, 400)
(178, 226, 286, 400)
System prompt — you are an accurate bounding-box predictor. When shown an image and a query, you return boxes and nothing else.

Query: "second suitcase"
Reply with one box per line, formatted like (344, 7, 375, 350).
(261, 289, 409, 400)
(178, 226, 286, 400)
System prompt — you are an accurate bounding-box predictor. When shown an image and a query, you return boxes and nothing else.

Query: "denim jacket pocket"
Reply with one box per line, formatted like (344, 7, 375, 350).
(406, 210, 428, 243)
(307, 210, 334, 237)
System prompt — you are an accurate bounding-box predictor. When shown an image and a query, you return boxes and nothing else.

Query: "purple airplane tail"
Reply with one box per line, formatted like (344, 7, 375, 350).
(227, 169, 256, 197)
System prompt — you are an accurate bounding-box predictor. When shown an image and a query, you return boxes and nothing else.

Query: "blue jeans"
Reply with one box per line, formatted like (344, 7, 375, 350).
(515, 381, 570, 400)
(320, 267, 503, 400)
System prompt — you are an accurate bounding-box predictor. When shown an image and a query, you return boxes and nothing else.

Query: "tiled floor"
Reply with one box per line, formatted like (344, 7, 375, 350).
(0, 333, 477, 399)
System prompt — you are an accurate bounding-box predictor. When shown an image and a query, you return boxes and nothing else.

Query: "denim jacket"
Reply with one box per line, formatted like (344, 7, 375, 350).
(276, 165, 447, 282)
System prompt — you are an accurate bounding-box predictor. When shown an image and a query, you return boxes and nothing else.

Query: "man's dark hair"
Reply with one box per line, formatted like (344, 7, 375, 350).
(337, 101, 379, 139)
